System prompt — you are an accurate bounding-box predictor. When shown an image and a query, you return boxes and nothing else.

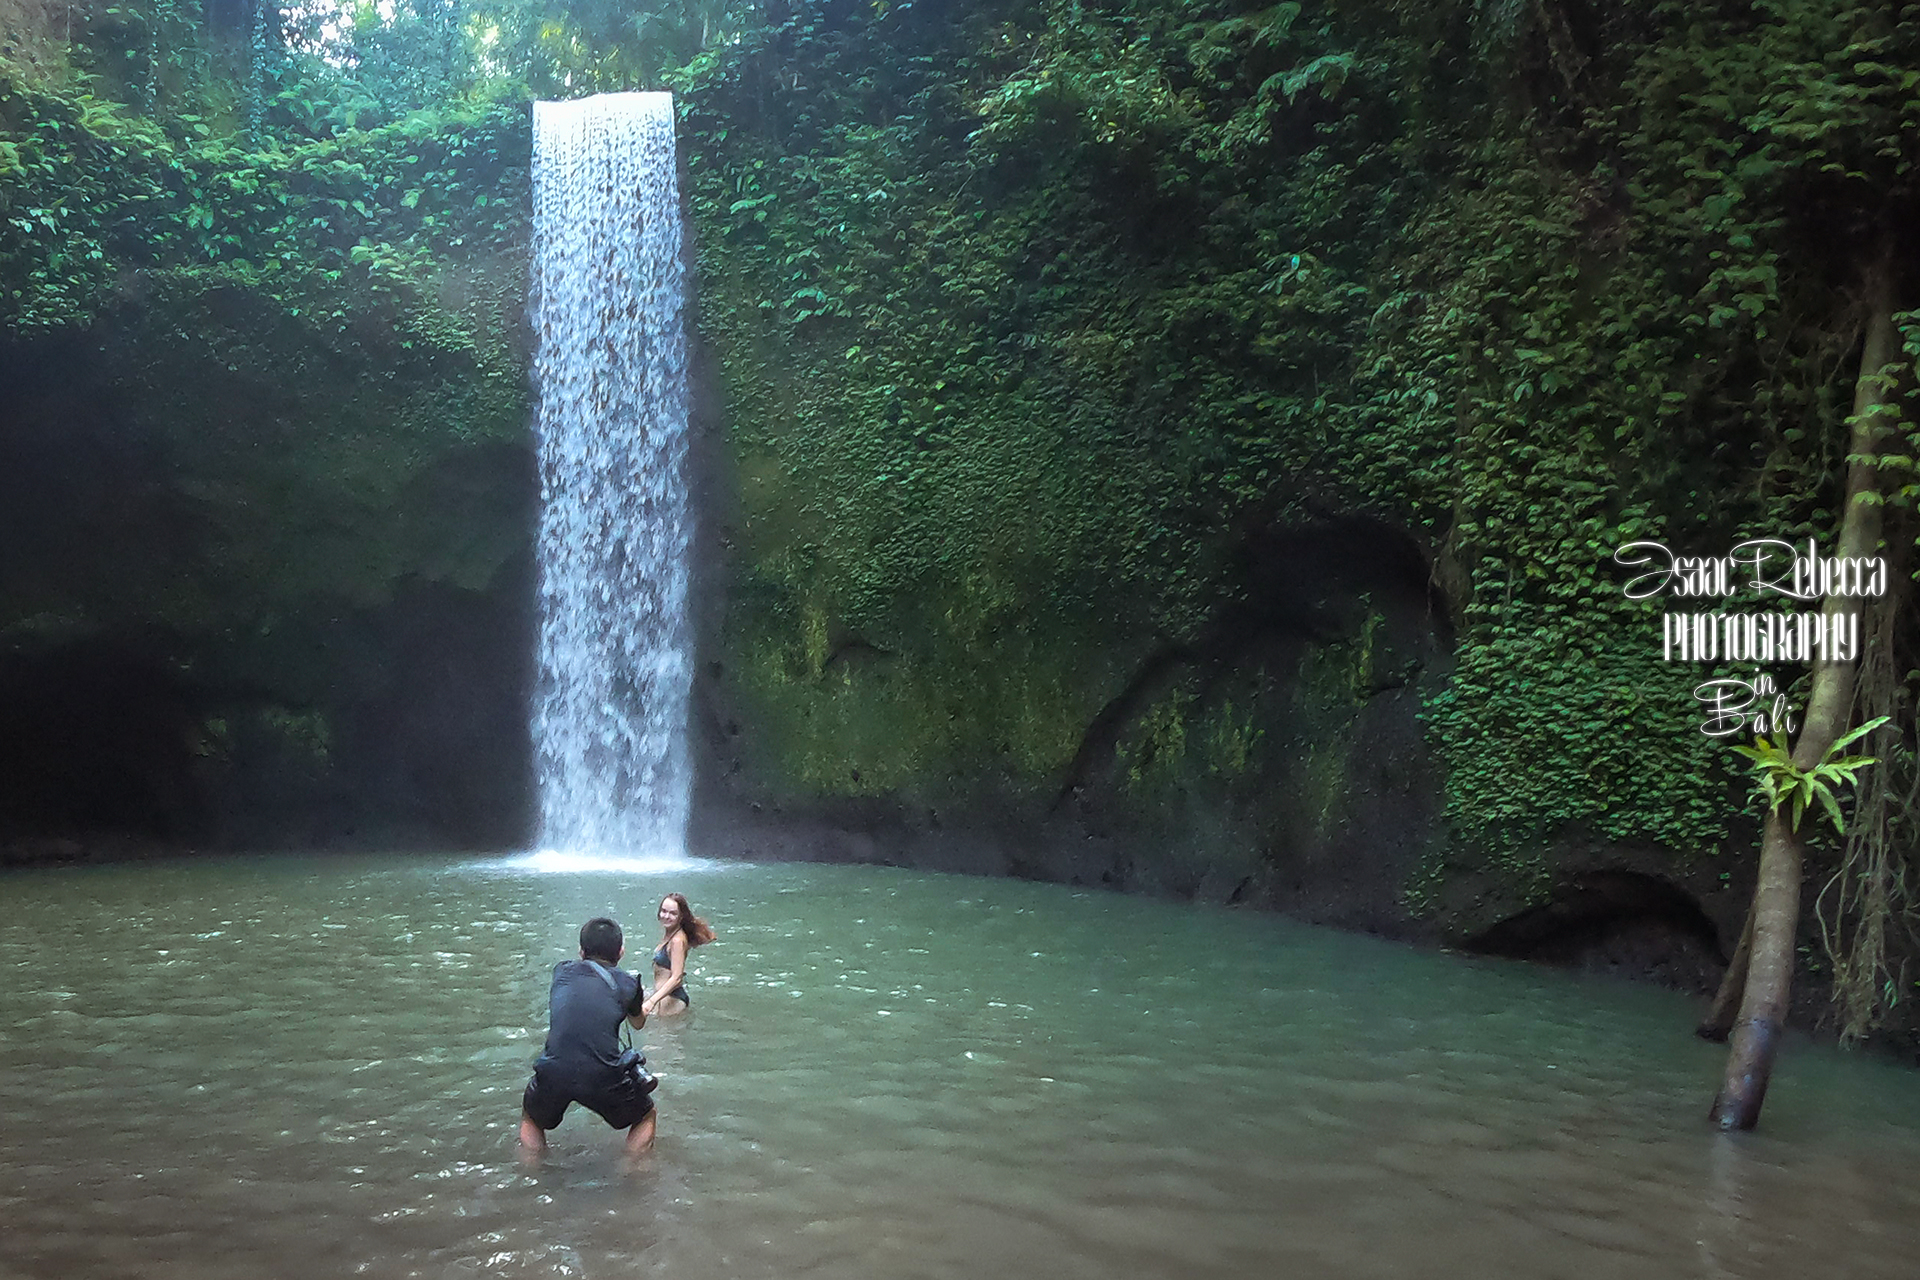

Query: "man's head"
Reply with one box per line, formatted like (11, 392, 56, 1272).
(579, 916, 624, 964)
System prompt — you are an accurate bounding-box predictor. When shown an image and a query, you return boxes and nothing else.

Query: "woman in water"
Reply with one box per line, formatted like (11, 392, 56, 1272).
(642, 892, 715, 1017)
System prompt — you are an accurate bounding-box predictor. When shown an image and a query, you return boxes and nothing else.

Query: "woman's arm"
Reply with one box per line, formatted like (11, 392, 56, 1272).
(642, 934, 689, 1013)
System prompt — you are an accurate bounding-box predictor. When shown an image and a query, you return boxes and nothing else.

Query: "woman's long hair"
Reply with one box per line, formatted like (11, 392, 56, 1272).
(663, 892, 716, 947)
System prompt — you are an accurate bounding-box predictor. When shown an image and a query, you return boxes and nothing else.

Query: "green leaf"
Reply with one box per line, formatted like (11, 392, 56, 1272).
(1814, 785, 1846, 835)
(1826, 716, 1890, 758)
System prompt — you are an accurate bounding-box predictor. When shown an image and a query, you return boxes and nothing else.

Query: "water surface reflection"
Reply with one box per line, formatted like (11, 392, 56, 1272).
(1, 855, 1915, 1279)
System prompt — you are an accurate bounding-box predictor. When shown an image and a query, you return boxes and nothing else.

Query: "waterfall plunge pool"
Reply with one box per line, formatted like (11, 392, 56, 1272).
(2, 855, 1917, 1279)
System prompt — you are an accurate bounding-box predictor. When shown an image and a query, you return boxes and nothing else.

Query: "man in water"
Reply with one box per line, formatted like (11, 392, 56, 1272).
(519, 916, 655, 1161)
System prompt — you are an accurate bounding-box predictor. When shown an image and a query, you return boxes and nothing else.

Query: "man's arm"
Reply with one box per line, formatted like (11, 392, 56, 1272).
(627, 982, 648, 1030)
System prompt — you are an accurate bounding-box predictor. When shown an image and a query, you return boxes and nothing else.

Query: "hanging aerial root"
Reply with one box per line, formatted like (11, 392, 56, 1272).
(1816, 566, 1919, 1047)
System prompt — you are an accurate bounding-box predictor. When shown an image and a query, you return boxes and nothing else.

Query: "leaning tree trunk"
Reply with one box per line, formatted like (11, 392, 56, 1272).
(1709, 277, 1898, 1129)
(1697, 897, 1754, 1042)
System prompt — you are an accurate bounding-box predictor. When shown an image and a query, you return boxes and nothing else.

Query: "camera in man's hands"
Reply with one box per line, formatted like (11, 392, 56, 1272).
(618, 1048, 658, 1094)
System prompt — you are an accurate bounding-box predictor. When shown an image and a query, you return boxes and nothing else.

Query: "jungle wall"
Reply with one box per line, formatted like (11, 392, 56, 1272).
(675, 0, 1918, 1015)
(0, 22, 540, 852)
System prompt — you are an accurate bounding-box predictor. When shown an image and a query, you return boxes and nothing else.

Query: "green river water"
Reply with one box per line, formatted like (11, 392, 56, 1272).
(2, 854, 1916, 1279)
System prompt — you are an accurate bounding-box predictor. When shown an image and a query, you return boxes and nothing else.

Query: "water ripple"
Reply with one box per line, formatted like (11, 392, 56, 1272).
(1, 857, 1918, 1278)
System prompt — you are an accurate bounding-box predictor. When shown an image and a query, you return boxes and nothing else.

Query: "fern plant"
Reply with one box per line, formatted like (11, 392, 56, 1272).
(1733, 716, 1890, 836)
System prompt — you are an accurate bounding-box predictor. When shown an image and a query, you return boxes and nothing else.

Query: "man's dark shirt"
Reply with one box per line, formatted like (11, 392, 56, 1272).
(534, 959, 641, 1084)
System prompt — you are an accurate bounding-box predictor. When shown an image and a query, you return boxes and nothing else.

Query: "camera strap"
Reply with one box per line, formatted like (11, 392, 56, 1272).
(586, 959, 623, 997)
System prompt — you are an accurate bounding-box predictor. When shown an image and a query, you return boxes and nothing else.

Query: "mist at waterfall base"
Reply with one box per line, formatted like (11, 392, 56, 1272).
(528, 91, 695, 869)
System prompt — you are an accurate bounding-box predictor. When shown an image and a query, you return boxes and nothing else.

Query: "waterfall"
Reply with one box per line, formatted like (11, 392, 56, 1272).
(529, 92, 692, 861)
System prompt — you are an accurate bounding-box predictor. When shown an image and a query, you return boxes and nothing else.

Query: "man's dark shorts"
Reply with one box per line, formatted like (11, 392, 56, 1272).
(522, 1067, 654, 1131)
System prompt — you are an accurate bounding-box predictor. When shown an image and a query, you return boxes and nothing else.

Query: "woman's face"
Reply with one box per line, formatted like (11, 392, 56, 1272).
(658, 898, 682, 931)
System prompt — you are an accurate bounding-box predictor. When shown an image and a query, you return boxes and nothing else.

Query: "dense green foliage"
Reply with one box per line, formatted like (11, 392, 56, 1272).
(671, 0, 1449, 803)
(0, 81, 526, 325)
(0, 62, 532, 627)
(668, 0, 1919, 891)
(4, 2, 1915, 961)
(0, 11, 545, 841)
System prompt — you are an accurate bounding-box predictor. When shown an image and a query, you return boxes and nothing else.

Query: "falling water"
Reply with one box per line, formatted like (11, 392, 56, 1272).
(529, 93, 692, 860)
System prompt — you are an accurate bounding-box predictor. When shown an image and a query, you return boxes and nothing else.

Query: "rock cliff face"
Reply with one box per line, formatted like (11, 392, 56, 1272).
(0, 260, 538, 855)
(687, 502, 1453, 926)
(0, 204, 1738, 1004)
(0, 272, 1734, 992)
(0, 56, 1759, 1027)
(681, 485, 1747, 998)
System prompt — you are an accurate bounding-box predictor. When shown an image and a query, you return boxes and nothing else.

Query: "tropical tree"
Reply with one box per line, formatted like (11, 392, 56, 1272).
(1599, 0, 1920, 1127)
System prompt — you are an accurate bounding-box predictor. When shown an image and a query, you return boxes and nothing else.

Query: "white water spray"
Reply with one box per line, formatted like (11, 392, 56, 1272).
(530, 92, 693, 861)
